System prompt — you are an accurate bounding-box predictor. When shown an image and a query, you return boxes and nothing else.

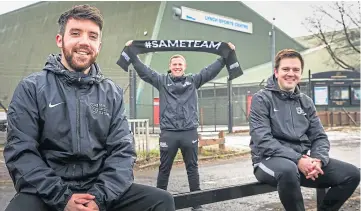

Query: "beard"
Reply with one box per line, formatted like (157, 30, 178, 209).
(62, 40, 98, 73)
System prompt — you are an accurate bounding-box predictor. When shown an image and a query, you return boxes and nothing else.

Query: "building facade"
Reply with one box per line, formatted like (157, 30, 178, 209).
(0, 1, 306, 126)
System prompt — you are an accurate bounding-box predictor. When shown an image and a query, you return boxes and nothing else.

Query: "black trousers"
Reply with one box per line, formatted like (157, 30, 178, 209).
(5, 183, 175, 211)
(254, 157, 360, 211)
(156, 129, 200, 192)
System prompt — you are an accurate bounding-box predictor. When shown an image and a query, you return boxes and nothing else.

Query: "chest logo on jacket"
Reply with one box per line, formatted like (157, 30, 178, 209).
(49, 102, 65, 108)
(182, 81, 192, 87)
(90, 103, 109, 116)
(296, 107, 306, 116)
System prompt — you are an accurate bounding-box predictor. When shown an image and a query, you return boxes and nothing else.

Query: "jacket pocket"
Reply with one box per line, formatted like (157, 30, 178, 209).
(160, 104, 177, 128)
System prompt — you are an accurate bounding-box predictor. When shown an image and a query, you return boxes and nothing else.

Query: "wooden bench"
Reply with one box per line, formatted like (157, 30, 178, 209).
(173, 181, 327, 210)
(174, 168, 361, 210)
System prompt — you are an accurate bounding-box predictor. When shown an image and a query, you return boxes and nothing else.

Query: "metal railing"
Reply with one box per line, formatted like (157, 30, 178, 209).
(128, 119, 150, 160)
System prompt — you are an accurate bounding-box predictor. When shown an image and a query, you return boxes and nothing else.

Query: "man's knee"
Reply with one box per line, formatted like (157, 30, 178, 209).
(159, 162, 173, 174)
(275, 162, 300, 183)
(347, 165, 360, 184)
(5, 193, 48, 211)
(185, 162, 198, 172)
(153, 188, 175, 207)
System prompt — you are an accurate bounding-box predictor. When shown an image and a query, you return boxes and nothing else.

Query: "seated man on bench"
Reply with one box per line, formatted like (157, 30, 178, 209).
(249, 49, 360, 211)
(3, 4, 174, 211)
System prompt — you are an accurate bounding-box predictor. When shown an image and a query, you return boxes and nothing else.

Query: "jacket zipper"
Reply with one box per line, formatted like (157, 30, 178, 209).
(289, 101, 297, 137)
(75, 87, 80, 153)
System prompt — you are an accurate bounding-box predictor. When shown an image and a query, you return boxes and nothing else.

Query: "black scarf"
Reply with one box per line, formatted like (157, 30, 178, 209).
(116, 40, 243, 80)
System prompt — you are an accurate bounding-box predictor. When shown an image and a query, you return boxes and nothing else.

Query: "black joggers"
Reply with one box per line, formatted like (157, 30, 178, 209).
(5, 183, 175, 211)
(156, 129, 200, 192)
(254, 157, 360, 211)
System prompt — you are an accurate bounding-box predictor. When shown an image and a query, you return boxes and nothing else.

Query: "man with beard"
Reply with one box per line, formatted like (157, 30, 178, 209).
(249, 49, 360, 211)
(4, 4, 175, 211)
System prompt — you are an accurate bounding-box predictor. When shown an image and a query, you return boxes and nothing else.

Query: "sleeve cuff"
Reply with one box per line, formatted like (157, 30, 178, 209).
(293, 153, 303, 164)
(56, 189, 73, 211)
(88, 190, 106, 211)
(312, 155, 329, 167)
(217, 57, 226, 65)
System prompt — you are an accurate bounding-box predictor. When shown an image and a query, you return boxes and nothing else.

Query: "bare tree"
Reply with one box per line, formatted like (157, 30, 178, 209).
(303, 1, 360, 71)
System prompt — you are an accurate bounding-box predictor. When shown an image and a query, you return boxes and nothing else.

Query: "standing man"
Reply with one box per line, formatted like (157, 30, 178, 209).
(4, 5, 175, 211)
(125, 40, 235, 211)
(249, 49, 360, 211)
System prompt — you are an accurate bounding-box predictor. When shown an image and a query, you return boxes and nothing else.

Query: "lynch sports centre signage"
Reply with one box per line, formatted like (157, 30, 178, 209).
(179, 6, 253, 34)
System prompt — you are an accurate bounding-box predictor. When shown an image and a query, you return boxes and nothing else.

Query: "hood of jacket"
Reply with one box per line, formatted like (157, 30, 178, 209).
(43, 54, 105, 85)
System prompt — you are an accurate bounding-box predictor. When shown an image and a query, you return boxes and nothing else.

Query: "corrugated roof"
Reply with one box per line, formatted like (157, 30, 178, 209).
(205, 35, 360, 87)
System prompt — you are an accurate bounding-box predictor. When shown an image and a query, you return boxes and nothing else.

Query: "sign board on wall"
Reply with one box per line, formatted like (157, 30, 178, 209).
(180, 6, 253, 34)
(314, 86, 328, 105)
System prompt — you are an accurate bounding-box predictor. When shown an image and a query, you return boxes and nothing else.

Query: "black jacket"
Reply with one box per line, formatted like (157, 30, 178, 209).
(4, 54, 136, 211)
(131, 56, 225, 131)
(249, 75, 330, 167)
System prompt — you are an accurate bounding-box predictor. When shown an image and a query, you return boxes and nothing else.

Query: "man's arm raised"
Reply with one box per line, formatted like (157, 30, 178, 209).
(192, 42, 235, 89)
(125, 40, 162, 90)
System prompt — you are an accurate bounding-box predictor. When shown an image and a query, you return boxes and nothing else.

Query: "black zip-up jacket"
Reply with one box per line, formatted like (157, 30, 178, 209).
(131, 56, 225, 131)
(249, 75, 330, 167)
(4, 54, 136, 211)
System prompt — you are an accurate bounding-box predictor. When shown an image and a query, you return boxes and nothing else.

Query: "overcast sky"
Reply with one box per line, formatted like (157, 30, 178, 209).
(0, 1, 358, 38)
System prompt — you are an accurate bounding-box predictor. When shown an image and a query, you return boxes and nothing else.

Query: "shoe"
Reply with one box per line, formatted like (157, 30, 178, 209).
(191, 205, 204, 211)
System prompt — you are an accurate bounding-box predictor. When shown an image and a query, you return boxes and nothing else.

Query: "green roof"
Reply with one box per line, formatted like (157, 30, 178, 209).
(206, 31, 360, 87)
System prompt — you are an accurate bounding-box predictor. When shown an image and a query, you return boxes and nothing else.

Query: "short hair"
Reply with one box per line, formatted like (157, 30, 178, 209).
(275, 49, 304, 70)
(169, 54, 186, 64)
(57, 4, 104, 36)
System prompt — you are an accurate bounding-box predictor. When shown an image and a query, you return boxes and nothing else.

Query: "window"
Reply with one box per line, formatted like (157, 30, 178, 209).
(330, 86, 349, 100)
(215, 88, 227, 97)
(200, 89, 215, 98)
(351, 86, 360, 105)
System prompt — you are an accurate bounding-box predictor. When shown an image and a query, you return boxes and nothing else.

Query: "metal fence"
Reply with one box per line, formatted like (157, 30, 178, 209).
(196, 81, 312, 131)
(128, 119, 150, 160)
(131, 80, 312, 133)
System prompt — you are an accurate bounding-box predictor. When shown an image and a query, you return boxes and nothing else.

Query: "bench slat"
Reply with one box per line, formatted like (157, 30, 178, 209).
(174, 182, 276, 209)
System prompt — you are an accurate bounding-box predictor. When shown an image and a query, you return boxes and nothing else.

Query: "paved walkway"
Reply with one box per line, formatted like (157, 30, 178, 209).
(0, 128, 359, 211)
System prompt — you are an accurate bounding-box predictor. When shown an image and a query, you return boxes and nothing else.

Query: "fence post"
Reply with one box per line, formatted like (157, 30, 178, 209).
(213, 83, 217, 132)
(227, 79, 233, 133)
(146, 119, 150, 161)
(219, 131, 225, 151)
(330, 112, 334, 128)
(326, 111, 330, 127)
(355, 112, 358, 124)
(198, 133, 203, 154)
(200, 107, 204, 132)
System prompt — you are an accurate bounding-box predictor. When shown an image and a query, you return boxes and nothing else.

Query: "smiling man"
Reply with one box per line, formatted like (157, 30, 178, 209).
(4, 5, 175, 211)
(249, 49, 360, 211)
(125, 40, 235, 211)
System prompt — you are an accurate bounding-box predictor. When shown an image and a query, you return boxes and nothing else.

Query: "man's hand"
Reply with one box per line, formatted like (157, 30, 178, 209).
(74, 199, 99, 211)
(125, 40, 133, 46)
(64, 194, 95, 211)
(306, 158, 324, 180)
(85, 201, 99, 211)
(228, 42, 235, 50)
(297, 155, 315, 177)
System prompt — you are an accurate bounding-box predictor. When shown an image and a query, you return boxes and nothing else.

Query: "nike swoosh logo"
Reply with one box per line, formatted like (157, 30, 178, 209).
(49, 102, 64, 108)
(273, 108, 279, 112)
